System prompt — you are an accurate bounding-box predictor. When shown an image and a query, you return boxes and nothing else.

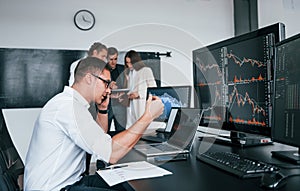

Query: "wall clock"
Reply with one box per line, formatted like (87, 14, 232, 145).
(74, 9, 95, 31)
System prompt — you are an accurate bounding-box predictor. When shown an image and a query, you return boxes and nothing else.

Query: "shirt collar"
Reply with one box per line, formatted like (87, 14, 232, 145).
(63, 86, 90, 109)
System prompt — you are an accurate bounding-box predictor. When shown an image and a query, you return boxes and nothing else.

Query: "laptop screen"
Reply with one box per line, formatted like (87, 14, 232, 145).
(147, 86, 191, 122)
(167, 108, 201, 149)
(164, 107, 179, 133)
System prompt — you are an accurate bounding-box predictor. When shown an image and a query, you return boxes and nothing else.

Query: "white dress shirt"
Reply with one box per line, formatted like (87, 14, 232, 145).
(24, 86, 112, 191)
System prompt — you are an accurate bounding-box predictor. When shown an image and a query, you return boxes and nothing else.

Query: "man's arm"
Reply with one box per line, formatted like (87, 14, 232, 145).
(109, 95, 164, 164)
(96, 94, 110, 133)
(96, 111, 109, 133)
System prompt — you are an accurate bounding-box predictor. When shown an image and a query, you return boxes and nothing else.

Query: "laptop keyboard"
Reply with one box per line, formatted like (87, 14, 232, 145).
(152, 144, 179, 152)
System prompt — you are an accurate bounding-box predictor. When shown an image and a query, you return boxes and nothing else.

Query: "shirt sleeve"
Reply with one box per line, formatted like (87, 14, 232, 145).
(59, 101, 112, 162)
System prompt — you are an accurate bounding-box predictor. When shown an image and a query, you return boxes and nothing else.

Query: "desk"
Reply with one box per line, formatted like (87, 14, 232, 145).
(119, 136, 300, 191)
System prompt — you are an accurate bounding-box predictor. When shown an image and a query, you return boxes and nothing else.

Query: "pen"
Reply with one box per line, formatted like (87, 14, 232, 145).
(99, 164, 128, 170)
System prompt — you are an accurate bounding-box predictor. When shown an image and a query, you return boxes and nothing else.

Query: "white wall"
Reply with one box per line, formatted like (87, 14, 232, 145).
(258, 0, 300, 38)
(0, 0, 234, 86)
(0, 0, 235, 165)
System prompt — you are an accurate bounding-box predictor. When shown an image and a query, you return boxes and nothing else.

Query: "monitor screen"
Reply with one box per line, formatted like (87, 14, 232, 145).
(147, 86, 191, 122)
(193, 22, 285, 137)
(273, 33, 300, 148)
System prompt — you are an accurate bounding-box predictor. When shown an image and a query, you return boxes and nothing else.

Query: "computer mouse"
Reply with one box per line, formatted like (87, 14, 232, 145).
(260, 172, 285, 189)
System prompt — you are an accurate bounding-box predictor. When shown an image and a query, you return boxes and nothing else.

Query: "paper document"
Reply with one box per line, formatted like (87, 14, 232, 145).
(97, 161, 172, 186)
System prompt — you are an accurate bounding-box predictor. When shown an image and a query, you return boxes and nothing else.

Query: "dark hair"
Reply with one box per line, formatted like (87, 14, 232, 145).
(87, 42, 107, 56)
(124, 50, 146, 75)
(107, 47, 118, 56)
(74, 57, 109, 83)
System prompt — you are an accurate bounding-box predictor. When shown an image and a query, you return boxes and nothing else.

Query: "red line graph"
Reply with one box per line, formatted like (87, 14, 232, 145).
(198, 85, 223, 113)
(229, 86, 266, 117)
(197, 81, 222, 87)
(204, 115, 223, 121)
(232, 74, 265, 83)
(227, 52, 265, 68)
(229, 116, 266, 126)
(198, 62, 222, 77)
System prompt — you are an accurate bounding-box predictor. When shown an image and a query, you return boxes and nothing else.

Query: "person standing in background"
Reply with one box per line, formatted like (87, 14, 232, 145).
(106, 47, 127, 135)
(68, 42, 108, 176)
(69, 42, 108, 86)
(124, 50, 157, 128)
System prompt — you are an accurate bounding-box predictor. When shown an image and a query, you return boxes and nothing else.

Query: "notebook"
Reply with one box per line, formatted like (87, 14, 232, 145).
(134, 108, 202, 157)
(141, 107, 180, 143)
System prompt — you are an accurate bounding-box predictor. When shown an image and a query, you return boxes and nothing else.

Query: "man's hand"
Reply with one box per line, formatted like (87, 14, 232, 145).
(111, 92, 125, 99)
(97, 93, 110, 110)
(110, 81, 118, 90)
(144, 95, 164, 121)
(128, 91, 139, 100)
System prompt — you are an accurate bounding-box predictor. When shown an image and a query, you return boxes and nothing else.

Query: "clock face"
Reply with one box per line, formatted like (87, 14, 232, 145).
(74, 10, 95, 31)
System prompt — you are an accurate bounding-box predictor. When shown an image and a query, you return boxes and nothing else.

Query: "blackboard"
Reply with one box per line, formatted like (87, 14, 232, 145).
(0, 48, 86, 108)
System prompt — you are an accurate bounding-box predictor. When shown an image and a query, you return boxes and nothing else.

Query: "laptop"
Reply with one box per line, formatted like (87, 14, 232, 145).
(141, 107, 180, 143)
(134, 108, 202, 157)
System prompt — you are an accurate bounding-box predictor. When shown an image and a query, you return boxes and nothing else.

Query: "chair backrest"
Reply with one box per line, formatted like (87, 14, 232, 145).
(0, 113, 24, 191)
(0, 151, 6, 174)
(0, 173, 19, 191)
(0, 150, 22, 191)
(0, 145, 23, 191)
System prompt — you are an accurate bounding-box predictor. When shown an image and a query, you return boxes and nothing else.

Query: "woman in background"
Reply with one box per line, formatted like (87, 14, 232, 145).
(124, 50, 157, 128)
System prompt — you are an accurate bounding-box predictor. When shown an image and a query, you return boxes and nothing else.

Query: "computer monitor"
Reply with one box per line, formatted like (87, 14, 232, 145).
(272, 33, 300, 164)
(193, 23, 285, 144)
(147, 86, 191, 122)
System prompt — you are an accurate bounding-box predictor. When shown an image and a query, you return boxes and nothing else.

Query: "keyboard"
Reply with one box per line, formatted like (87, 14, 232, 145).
(197, 151, 279, 178)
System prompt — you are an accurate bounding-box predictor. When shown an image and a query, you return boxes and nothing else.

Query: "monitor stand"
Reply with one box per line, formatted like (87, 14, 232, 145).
(229, 131, 272, 147)
(198, 127, 272, 147)
(271, 148, 300, 164)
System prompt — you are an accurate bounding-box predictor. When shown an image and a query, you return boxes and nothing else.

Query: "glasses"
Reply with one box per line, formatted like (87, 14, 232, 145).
(91, 73, 111, 88)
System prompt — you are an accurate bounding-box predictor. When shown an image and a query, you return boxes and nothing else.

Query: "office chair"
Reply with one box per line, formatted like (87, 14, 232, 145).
(0, 133, 24, 191)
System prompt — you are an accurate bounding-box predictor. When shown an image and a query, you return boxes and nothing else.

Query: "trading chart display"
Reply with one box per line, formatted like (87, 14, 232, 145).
(273, 33, 300, 147)
(193, 48, 226, 128)
(193, 34, 274, 136)
(225, 35, 272, 135)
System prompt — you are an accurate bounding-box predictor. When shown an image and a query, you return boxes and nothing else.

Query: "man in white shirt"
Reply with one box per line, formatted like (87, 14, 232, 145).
(69, 42, 108, 176)
(24, 57, 164, 191)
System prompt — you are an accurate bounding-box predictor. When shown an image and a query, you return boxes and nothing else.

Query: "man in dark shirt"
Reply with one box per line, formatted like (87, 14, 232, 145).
(107, 47, 127, 135)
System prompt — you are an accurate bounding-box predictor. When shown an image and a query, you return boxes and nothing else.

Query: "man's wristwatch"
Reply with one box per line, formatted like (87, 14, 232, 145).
(97, 109, 108, 114)
(95, 103, 108, 114)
